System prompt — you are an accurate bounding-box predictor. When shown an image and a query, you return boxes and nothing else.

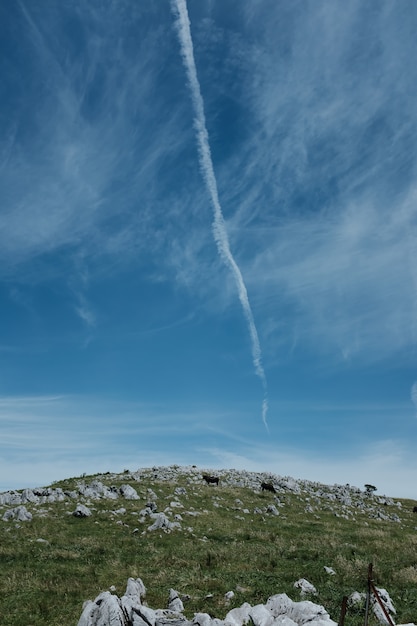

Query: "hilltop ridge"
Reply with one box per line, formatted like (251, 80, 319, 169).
(1, 465, 416, 625)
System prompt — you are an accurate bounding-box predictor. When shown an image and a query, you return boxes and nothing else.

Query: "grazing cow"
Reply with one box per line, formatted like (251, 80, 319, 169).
(202, 474, 219, 486)
(413, 506, 417, 513)
(261, 482, 276, 493)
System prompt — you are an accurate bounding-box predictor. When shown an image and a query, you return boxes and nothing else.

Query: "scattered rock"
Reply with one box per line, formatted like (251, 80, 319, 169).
(2, 505, 32, 522)
(293, 579, 317, 596)
(73, 504, 92, 518)
(265, 594, 293, 616)
(224, 591, 235, 604)
(0, 465, 406, 528)
(266, 504, 279, 516)
(120, 484, 140, 500)
(372, 587, 396, 624)
(224, 602, 252, 626)
(148, 513, 181, 532)
(168, 589, 184, 612)
(348, 592, 365, 607)
(323, 567, 336, 576)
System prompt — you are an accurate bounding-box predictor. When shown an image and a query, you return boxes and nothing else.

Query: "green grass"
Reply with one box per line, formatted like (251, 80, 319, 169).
(1, 469, 417, 625)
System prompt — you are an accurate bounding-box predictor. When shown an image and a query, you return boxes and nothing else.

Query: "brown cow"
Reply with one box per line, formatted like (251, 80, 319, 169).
(261, 481, 276, 493)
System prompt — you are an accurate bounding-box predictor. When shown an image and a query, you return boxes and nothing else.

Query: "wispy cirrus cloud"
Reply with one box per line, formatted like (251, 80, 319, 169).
(0, 393, 238, 490)
(180, 1, 417, 365)
(2, 0, 417, 371)
(2, 393, 416, 497)
(1, 2, 200, 283)
(241, 191, 417, 363)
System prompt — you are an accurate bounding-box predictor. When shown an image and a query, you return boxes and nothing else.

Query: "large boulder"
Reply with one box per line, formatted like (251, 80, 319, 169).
(2, 505, 32, 522)
(73, 504, 92, 518)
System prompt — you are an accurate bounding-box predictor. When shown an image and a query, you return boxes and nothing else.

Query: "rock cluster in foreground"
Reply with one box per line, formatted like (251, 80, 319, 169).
(78, 577, 416, 626)
(78, 577, 338, 626)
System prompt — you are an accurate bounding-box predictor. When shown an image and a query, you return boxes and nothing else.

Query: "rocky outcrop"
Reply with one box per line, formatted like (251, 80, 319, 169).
(73, 504, 92, 518)
(77, 578, 416, 626)
(0, 465, 406, 527)
(293, 579, 317, 597)
(77, 580, 338, 626)
(2, 505, 32, 522)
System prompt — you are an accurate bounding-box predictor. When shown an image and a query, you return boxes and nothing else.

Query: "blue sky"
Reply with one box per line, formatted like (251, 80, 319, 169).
(2, 0, 417, 497)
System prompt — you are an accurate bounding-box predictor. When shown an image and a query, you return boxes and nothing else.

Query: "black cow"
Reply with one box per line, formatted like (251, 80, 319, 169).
(261, 481, 276, 493)
(202, 474, 219, 485)
(413, 506, 417, 513)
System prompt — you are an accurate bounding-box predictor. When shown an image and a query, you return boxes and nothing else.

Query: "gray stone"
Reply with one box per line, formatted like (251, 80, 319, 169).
(168, 589, 184, 612)
(120, 484, 140, 500)
(372, 587, 396, 624)
(293, 579, 317, 596)
(266, 504, 279, 516)
(265, 594, 293, 617)
(249, 604, 274, 626)
(224, 602, 252, 626)
(148, 513, 181, 532)
(73, 504, 92, 518)
(287, 600, 335, 625)
(2, 505, 32, 522)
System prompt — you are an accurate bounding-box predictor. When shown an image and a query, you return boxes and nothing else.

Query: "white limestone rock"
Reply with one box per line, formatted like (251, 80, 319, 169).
(77, 591, 124, 626)
(73, 504, 92, 518)
(224, 602, 252, 626)
(287, 600, 336, 625)
(2, 505, 32, 522)
(129, 604, 157, 626)
(348, 591, 365, 606)
(77, 600, 97, 626)
(293, 579, 317, 596)
(272, 618, 297, 626)
(192, 613, 214, 626)
(120, 484, 140, 500)
(124, 577, 146, 601)
(266, 504, 279, 516)
(168, 589, 184, 612)
(249, 603, 274, 626)
(372, 587, 396, 624)
(265, 594, 293, 617)
(148, 513, 181, 532)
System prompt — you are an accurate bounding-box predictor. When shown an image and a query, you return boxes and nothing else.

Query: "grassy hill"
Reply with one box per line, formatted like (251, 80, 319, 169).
(1, 465, 416, 625)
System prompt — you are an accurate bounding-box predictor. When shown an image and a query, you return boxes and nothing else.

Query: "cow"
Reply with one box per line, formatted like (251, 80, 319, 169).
(261, 481, 276, 493)
(202, 474, 219, 486)
(413, 506, 417, 513)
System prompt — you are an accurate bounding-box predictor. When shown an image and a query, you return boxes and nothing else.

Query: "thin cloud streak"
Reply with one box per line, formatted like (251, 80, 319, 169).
(171, 0, 269, 429)
(0, 393, 416, 497)
(411, 382, 417, 416)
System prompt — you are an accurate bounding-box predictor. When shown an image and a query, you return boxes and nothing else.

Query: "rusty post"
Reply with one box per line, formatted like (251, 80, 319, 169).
(364, 562, 372, 626)
(338, 595, 348, 626)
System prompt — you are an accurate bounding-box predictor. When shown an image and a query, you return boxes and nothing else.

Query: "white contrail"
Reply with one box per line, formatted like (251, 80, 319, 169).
(411, 382, 417, 416)
(171, 0, 269, 431)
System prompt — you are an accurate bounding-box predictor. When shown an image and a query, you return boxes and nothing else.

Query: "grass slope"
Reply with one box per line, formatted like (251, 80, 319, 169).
(1, 466, 417, 625)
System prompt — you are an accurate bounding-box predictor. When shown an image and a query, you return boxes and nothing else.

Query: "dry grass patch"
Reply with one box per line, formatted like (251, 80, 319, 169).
(395, 566, 417, 586)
